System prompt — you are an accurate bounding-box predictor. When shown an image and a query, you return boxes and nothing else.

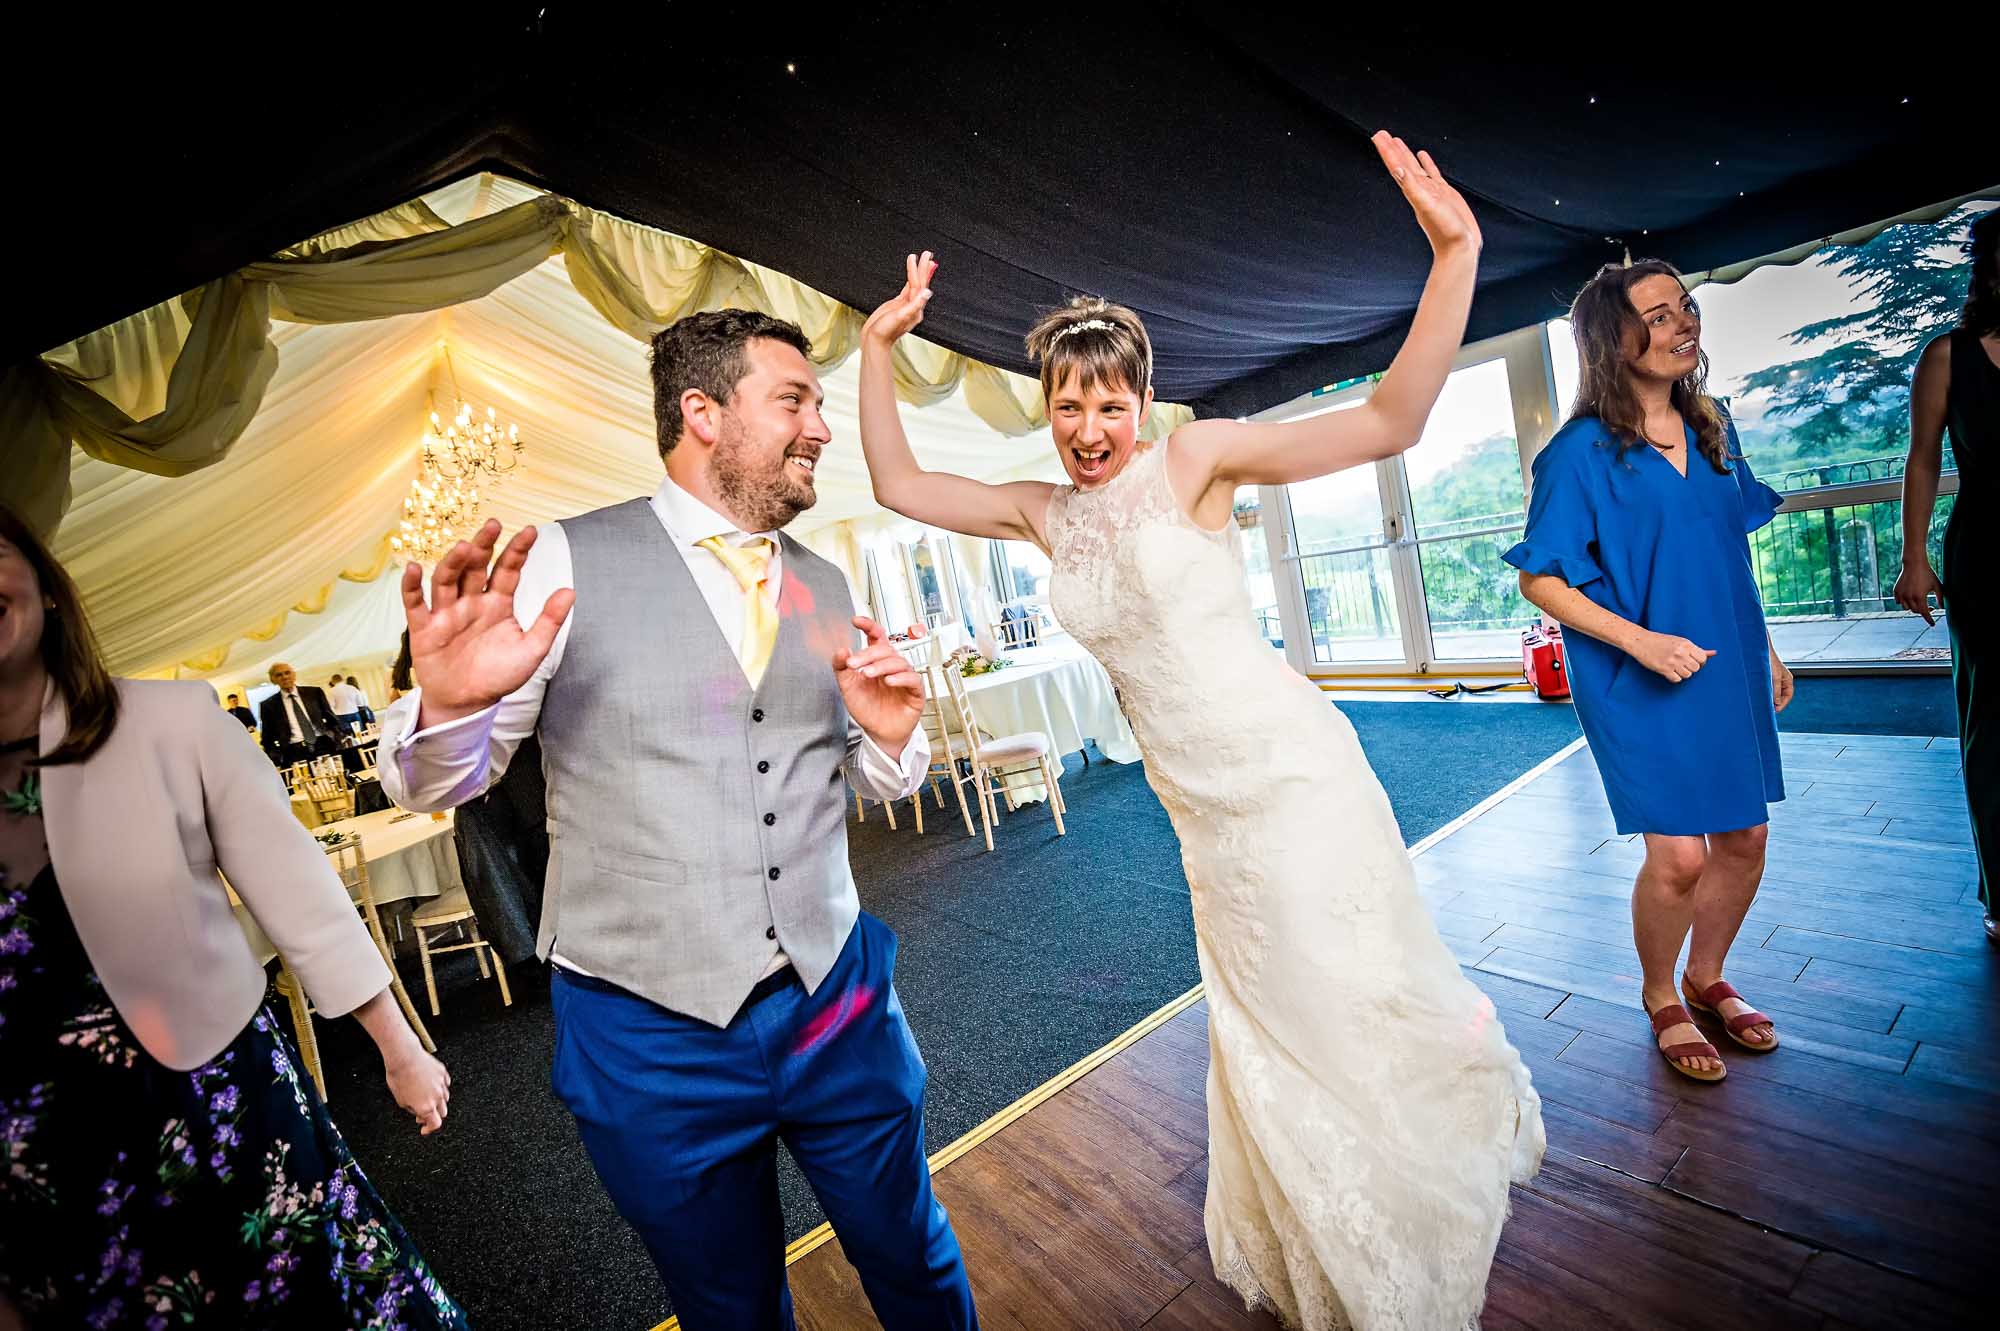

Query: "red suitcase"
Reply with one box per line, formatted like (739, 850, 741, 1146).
(1522, 622, 1571, 700)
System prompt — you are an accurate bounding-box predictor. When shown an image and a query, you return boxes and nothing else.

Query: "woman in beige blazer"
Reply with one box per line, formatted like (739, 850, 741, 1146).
(0, 506, 469, 1329)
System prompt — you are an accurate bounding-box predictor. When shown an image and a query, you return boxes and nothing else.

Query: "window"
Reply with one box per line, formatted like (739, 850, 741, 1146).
(1231, 490, 1284, 650)
(1403, 357, 1538, 661)
(997, 540, 1054, 609)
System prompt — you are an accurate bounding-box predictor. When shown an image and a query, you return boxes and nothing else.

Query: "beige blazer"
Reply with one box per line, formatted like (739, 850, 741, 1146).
(38, 679, 390, 1071)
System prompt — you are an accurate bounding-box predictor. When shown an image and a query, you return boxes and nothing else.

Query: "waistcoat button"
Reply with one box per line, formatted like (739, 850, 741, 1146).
(752, 708, 766, 722)
(765, 926, 777, 940)
(757, 760, 770, 774)
(768, 866, 781, 881)
(763, 812, 776, 826)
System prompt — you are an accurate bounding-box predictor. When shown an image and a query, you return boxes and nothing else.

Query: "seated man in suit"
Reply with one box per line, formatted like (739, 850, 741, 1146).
(258, 662, 345, 767)
(224, 692, 257, 730)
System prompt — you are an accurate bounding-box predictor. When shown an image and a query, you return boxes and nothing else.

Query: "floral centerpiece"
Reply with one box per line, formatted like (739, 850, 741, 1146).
(944, 644, 1009, 678)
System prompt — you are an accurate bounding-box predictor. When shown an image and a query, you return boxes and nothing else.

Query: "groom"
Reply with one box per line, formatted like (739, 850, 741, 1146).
(378, 309, 978, 1330)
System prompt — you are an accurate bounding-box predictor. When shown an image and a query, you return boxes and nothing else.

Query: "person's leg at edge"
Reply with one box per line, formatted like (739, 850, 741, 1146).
(769, 914, 977, 1331)
(1634, 834, 1720, 1076)
(549, 970, 796, 1331)
(1683, 824, 1776, 1046)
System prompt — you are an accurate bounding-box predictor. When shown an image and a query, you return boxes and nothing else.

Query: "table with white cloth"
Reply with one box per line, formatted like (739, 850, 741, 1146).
(233, 808, 461, 964)
(960, 637, 1139, 804)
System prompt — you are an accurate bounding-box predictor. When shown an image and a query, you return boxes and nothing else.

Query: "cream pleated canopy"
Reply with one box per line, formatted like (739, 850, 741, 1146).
(28, 175, 1191, 684)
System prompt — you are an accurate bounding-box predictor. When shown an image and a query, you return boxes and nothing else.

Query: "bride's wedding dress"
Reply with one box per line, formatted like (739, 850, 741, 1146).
(1045, 440, 1545, 1330)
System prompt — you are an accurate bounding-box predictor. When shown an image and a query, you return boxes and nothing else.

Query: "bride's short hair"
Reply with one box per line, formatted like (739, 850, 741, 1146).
(1025, 296, 1152, 405)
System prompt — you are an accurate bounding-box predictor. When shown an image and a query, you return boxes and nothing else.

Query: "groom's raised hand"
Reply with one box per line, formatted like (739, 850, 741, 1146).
(835, 616, 926, 752)
(403, 519, 574, 730)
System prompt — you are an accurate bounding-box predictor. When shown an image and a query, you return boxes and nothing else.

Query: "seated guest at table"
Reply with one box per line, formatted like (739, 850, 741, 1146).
(224, 689, 256, 730)
(0, 503, 467, 1329)
(327, 670, 367, 734)
(259, 660, 344, 765)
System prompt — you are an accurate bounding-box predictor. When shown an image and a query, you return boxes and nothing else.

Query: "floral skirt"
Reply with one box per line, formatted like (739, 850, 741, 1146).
(2, 869, 468, 1329)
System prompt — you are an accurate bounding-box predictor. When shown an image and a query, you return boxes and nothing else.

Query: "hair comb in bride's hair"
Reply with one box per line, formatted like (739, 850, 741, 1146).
(1048, 318, 1116, 345)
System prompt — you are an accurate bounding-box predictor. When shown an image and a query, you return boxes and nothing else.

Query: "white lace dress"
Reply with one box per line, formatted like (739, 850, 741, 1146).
(1045, 441, 1545, 1331)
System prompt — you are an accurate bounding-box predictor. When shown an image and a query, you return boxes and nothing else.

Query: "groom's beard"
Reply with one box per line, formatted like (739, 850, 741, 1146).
(710, 412, 814, 532)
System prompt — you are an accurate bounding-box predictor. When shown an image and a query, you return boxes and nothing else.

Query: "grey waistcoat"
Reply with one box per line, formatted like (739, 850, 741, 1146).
(536, 498, 863, 1026)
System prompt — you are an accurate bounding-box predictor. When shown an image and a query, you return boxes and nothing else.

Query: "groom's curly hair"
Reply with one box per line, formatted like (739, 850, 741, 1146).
(650, 310, 814, 458)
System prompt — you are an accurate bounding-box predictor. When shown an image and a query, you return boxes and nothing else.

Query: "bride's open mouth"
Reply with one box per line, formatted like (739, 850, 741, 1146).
(1072, 446, 1111, 480)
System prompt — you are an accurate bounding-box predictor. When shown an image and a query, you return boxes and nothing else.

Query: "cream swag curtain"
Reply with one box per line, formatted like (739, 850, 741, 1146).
(12, 182, 1188, 674)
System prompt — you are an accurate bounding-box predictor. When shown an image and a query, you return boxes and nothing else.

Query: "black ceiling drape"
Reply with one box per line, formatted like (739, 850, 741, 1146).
(7, 9, 1989, 418)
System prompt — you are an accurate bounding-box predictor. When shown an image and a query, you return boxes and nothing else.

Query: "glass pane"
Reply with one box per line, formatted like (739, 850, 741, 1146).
(1548, 317, 1580, 421)
(1753, 495, 1955, 664)
(1296, 547, 1402, 663)
(997, 540, 1059, 630)
(908, 538, 947, 627)
(1417, 533, 1538, 661)
(1230, 490, 1284, 650)
(1406, 358, 1538, 661)
(870, 547, 914, 630)
(1284, 401, 1386, 553)
(1282, 405, 1402, 664)
(1697, 205, 1992, 484)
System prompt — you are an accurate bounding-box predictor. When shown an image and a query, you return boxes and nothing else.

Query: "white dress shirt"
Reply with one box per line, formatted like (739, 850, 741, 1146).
(377, 477, 930, 978)
(277, 689, 316, 744)
(326, 682, 364, 715)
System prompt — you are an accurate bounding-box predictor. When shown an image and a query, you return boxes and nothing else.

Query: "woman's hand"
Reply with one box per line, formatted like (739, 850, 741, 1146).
(1893, 559, 1944, 626)
(863, 251, 938, 347)
(1770, 649, 1795, 713)
(1372, 131, 1481, 257)
(383, 1046, 451, 1135)
(1632, 630, 1717, 683)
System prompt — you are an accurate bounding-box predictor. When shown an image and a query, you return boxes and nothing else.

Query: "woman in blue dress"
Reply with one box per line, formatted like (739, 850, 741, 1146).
(1507, 260, 1792, 1082)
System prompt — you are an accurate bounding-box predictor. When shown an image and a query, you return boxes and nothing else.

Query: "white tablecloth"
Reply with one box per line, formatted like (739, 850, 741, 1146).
(951, 637, 1140, 809)
(234, 809, 461, 963)
(963, 637, 1140, 764)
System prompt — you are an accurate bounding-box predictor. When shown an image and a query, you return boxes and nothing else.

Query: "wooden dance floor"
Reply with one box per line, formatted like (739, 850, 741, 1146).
(777, 731, 1990, 1330)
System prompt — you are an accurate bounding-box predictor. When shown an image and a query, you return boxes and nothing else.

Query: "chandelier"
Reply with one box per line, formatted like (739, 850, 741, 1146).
(388, 344, 527, 562)
(423, 401, 524, 482)
(390, 464, 481, 562)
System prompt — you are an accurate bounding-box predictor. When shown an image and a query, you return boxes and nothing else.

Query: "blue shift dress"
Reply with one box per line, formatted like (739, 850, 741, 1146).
(1504, 416, 1785, 835)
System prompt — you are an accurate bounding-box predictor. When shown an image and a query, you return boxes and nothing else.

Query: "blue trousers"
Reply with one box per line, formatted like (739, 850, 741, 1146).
(550, 912, 977, 1331)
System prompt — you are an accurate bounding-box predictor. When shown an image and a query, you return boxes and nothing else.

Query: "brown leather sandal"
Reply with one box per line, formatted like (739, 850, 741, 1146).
(1681, 975, 1780, 1052)
(1646, 998, 1727, 1082)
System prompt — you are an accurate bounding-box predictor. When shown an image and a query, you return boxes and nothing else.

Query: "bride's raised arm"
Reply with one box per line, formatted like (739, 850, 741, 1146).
(858, 252, 1056, 544)
(1173, 131, 1481, 499)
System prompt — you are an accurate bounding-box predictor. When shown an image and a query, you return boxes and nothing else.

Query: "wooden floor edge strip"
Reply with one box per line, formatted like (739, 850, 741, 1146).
(647, 739, 1589, 1331)
(1406, 735, 1590, 860)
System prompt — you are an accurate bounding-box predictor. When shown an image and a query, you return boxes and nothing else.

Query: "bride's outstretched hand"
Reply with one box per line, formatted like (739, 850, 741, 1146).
(1372, 131, 1481, 257)
(863, 251, 939, 346)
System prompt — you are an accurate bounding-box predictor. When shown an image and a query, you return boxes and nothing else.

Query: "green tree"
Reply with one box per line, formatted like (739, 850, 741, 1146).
(1735, 204, 1991, 463)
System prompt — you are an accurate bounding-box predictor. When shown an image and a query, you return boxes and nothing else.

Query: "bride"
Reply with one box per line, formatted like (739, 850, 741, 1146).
(855, 132, 1543, 1329)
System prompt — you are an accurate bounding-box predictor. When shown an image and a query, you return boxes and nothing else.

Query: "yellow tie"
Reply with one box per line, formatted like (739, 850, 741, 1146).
(700, 535, 778, 686)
